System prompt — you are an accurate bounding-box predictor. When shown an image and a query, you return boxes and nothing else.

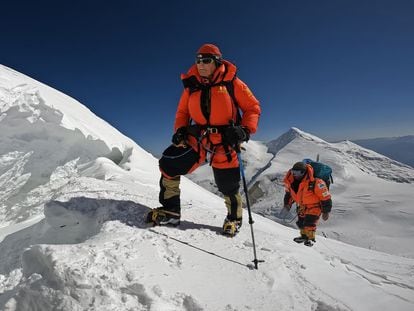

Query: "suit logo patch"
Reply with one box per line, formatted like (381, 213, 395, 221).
(242, 85, 254, 97)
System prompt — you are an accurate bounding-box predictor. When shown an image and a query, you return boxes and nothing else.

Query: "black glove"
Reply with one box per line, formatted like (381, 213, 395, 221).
(172, 127, 188, 145)
(223, 126, 250, 146)
(321, 198, 332, 214)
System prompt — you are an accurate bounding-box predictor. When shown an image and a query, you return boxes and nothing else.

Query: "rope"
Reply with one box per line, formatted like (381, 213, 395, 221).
(148, 228, 253, 269)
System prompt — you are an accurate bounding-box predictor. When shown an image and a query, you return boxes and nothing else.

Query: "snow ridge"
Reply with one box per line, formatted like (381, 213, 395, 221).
(267, 127, 327, 155)
(337, 140, 414, 183)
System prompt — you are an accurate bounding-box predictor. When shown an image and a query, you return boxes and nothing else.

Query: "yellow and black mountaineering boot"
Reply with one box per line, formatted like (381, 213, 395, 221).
(303, 229, 316, 247)
(146, 176, 181, 226)
(146, 208, 181, 226)
(222, 193, 243, 236)
(222, 217, 242, 236)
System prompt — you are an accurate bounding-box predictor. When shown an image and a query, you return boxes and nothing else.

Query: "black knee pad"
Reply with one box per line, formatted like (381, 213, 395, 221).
(159, 145, 199, 177)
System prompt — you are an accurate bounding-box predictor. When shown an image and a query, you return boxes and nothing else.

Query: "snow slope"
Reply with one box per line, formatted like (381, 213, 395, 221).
(189, 129, 414, 258)
(1, 64, 413, 310)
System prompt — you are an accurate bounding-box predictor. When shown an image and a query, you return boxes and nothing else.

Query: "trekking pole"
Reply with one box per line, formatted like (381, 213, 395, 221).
(236, 148, 264, 270)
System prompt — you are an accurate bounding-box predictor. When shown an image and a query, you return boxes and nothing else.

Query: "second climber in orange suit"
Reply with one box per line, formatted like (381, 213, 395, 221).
(146, 43, 261, 236)
(283, 161, 332, 246)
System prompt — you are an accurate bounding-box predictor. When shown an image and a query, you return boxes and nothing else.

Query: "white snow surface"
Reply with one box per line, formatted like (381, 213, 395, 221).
(0, 64, 413, 310)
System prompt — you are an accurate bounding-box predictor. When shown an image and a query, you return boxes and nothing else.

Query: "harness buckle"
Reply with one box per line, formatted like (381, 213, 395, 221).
(207, 127, 219, 134)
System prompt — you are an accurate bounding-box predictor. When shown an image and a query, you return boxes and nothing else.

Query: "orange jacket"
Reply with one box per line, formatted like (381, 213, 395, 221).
(284, 164, 332, 212)
(174, 60, 261, 134)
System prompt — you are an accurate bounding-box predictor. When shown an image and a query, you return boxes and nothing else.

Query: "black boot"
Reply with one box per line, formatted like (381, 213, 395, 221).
(293, 235, 308, 243)
(304, 239, 315, 247)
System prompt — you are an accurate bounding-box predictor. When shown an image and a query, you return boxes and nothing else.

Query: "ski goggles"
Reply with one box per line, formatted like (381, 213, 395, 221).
(291, 169, 305, 177)
(196, 57, 214, 64)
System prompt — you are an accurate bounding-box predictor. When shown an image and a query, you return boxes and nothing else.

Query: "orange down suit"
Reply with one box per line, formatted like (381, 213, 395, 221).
(157, 59, 260, 219)
(172, 60, 261, 172)
(284, 164, 332, 235)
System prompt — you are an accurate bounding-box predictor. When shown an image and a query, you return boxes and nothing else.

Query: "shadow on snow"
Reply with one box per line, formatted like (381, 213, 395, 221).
(0, 196, 226, 276)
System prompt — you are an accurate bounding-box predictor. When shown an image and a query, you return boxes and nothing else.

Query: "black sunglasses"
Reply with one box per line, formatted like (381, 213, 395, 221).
(196, 57, 214, 64)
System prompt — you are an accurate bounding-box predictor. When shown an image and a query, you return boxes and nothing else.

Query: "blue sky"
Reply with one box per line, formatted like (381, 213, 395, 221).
(2, 0, 413, 155)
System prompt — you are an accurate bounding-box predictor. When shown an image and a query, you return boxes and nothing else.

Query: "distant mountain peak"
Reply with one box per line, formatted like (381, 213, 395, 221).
(267, 127, 327, 155)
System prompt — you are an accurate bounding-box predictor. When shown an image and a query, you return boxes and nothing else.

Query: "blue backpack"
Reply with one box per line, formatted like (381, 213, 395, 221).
(302, 158, 333, 189)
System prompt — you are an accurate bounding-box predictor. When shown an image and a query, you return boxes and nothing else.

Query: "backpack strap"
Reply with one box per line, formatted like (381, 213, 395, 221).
(182, 75, 208, 126)
(182, 75, 202, 94)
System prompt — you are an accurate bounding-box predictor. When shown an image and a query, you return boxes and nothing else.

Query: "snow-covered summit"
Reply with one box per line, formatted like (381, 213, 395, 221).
(267, 127, 327, 155)
(0, 65, 413, 310)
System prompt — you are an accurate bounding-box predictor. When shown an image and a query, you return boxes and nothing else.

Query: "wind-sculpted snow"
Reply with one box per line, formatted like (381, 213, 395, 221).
(0, 66, 158, 227)
(0, 84, 113, 224)
(0, 152, 32, 203)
